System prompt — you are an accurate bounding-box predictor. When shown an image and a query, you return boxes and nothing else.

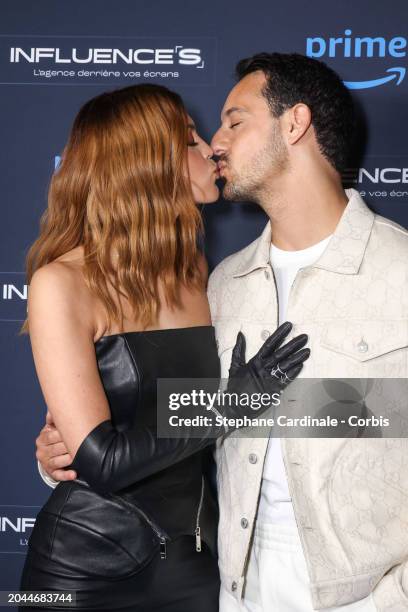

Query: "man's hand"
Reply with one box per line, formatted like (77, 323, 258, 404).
(36, 411, 77, 482)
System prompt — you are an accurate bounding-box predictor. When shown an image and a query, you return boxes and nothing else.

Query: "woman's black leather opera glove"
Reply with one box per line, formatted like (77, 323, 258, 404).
(224, 321, 309, 414)
(70, 321, 310, 495)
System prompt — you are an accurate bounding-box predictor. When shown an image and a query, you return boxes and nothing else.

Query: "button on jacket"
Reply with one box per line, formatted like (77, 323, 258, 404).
(207, 189, 408, 611)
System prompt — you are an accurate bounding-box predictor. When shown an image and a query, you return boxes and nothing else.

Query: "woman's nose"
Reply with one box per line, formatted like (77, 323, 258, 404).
(203, 142, 215, 159)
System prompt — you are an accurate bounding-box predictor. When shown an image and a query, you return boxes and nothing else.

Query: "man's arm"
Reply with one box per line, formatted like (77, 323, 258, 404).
(36, 413, 77, 488)
(38, 458, 58, 488)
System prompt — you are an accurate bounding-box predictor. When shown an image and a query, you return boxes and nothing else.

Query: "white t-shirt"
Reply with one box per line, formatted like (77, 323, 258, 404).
(257, 234, 332, 524)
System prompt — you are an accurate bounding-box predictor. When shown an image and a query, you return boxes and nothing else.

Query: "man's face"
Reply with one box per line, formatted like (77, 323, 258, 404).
(211, 71, 288, 202)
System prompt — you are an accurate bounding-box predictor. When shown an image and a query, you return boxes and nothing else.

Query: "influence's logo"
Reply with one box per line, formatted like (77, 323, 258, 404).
(306, 29, 406, 89)
(1, 36, 217, 85)
(9, 47, 203, 68)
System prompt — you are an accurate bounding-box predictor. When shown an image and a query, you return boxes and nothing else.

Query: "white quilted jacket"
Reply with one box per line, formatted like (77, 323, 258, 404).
(207, 189, 408, 611)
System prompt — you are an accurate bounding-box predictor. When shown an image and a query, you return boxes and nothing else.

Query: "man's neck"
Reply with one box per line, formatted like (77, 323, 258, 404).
(259, 169, 348, 251)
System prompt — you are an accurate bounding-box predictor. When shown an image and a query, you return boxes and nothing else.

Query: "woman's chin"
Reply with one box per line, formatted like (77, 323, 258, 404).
(198, 186, 220, 205)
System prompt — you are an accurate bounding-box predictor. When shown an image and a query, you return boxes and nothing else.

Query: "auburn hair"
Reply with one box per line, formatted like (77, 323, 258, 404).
(20, 84, 203, 334)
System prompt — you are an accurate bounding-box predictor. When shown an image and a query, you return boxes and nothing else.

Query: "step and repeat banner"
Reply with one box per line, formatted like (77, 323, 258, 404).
(0, 0, 407, 596)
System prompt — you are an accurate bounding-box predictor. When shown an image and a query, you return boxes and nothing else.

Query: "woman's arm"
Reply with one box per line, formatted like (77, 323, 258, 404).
(28, 263, 112, 462)
(30, 263, 227, 494)
(29, 263, 227, 495)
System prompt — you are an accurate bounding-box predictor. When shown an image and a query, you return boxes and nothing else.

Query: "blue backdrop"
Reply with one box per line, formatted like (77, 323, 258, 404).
(1, 0, 407, 598)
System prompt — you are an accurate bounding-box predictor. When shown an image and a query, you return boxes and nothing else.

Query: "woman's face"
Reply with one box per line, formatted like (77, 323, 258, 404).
(187, 116, 220, 204)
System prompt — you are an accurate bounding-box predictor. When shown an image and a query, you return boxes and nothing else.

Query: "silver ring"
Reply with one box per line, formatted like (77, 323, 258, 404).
(270, 364, 285, 379)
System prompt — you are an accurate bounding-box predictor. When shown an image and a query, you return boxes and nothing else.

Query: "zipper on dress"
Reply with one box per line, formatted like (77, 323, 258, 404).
(159, 537, 167, 560)
(109, 493, 168, 559)
(133, 505, 168, 560)
(195, 476, 205, 552)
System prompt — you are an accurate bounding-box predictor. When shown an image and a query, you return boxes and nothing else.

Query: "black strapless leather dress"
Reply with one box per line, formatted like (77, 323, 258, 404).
(20, 326, 221, 611)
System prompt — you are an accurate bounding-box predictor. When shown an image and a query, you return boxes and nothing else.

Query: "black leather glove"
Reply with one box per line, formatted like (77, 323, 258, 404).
(204, 321, 309, 424)
(226, 321, 309, 410)
(71, 322, 310, 495)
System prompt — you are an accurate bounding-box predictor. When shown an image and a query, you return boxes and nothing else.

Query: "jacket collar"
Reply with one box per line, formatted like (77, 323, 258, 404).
(232, 188, 375, 278)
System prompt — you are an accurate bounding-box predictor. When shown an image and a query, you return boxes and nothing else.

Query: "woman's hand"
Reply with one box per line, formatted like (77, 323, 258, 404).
(36, 411, 77, 482)
(230, 321, 309, 386)
(225, 321, 310, 417)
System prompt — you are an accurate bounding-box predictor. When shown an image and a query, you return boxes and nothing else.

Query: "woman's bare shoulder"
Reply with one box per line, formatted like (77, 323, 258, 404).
(28, 250, 95, 333)
(31, 245, 90, 288)
(30, 253, 85, 296)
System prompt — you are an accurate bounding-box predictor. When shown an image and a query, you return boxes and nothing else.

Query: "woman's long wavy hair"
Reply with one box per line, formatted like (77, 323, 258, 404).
(20, 84, 204, 334)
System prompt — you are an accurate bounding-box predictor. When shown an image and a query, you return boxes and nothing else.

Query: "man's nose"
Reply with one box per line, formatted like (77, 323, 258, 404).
(211, 129, 227, 156)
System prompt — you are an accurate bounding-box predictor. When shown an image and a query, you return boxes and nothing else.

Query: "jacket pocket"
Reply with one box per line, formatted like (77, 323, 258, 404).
(320, 319, 408, 376)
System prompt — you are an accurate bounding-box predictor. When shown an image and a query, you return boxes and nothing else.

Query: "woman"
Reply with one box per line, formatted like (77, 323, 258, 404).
(20, 83, 309, 611)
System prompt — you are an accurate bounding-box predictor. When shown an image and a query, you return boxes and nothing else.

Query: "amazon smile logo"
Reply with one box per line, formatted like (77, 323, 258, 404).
(306, 29, 406, 90)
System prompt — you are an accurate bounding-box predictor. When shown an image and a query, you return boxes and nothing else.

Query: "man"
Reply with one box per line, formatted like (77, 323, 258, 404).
(37, 54, 408, 611)
(207, 53, 408, 612)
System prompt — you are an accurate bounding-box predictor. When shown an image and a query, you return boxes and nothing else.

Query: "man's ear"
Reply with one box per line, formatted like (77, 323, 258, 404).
(282, 103, 312, 145)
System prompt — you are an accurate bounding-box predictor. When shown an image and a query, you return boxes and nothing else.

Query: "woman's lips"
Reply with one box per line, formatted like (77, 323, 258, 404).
(217, 162, 227, 176)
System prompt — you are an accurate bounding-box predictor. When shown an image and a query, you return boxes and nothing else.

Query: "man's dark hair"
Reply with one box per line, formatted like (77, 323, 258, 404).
(236, 52, 355, 173)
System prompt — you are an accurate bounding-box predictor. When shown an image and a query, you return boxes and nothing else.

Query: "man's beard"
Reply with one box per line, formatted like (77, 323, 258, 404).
(222, 124, 288, 202)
